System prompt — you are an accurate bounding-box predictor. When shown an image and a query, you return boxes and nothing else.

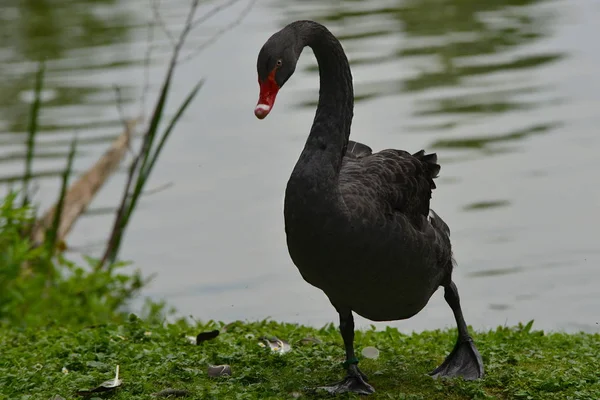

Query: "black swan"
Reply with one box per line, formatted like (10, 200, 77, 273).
(254, 20, 484, 395)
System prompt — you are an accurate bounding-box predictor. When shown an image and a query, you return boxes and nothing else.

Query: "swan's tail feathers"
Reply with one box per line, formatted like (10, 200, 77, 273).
(346, 140, 372, 158)
(413, 150, 441, 188)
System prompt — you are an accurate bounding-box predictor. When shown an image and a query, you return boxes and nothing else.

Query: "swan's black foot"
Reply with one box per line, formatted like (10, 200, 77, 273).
(429, 338, 484, 380)
(315, 364, 375, 395)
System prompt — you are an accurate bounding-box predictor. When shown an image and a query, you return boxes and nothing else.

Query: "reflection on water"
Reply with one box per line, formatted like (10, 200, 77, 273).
(463, 199, 510, 211)
(0, 0, 137, 114)
(0, 0, 599, 332)
(0, 0, 140, 183)
(430, 122, 559, 149)
(468, 266, 524, 278)
(0, 0, 567, 189)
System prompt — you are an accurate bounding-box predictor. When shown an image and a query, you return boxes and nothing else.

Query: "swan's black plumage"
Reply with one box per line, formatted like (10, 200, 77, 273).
(255, 20, 483, 395)
(341, 143, 439, 225)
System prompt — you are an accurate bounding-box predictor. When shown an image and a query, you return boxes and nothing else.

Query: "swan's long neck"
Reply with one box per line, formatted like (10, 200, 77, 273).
(293, 21, 354, 175)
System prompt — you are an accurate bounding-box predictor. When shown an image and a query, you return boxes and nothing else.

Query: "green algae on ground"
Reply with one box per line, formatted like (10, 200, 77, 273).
(0, 318, 598, 399)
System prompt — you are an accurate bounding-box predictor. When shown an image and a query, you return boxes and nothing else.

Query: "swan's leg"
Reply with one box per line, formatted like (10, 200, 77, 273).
(314, 307, 375, 395)
(430, 281, 484, 380)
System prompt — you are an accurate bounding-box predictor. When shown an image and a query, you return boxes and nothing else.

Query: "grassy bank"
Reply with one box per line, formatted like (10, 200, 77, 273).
(1, 318, 598, 399)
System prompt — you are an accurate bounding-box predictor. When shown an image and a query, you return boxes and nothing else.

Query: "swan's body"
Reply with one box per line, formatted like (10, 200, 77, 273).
(255, 20, 483, 395)
(286, 144, 449, 321)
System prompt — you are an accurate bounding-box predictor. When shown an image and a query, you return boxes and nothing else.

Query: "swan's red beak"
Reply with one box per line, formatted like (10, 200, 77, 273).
(255, 70, 280, 119)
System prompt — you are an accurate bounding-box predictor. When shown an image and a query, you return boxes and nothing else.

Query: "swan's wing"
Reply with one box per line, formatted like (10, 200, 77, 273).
(339, 141, 440, 223)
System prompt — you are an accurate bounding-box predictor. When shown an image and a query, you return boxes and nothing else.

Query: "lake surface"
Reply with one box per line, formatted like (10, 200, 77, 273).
(1, 0, 598, 333)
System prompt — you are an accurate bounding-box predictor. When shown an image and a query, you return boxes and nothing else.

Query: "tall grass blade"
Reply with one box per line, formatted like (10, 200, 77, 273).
(22, 62, 46, 207)
(143, 79, 204, 181)
(138, 72, 173, 181)
(45, 137, 77, 255)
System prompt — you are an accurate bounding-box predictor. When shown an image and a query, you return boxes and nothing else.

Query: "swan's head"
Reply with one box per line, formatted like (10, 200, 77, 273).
(255, 30, 299, 119)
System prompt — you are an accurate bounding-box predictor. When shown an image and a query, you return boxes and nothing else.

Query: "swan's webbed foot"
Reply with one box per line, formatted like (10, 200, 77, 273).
(315, 364, 375, 395)
(430, 281, 484, 380)
(429, 337, 484, 380)
(315, 306, 376, 395)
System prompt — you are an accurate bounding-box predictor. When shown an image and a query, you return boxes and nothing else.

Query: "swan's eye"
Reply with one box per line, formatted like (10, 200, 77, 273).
(276, 59, 283, 67)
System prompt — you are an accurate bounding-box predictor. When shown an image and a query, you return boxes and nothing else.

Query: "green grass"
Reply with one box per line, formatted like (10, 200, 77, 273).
(1, 318, 598, 399)
(0, 192, 153, 328)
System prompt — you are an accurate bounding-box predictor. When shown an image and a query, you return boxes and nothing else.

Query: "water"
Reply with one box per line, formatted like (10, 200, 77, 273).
(1, 0, 598, 333)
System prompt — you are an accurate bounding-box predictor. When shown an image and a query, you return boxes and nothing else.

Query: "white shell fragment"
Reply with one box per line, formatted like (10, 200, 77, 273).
(99, 365, 123, 389)
(361, 346, 380, 359)
(76, 364, 122, 395)
(207, 364, 232, 377)
(186, 336, 197, 345)
(260, 337, 291, 354)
